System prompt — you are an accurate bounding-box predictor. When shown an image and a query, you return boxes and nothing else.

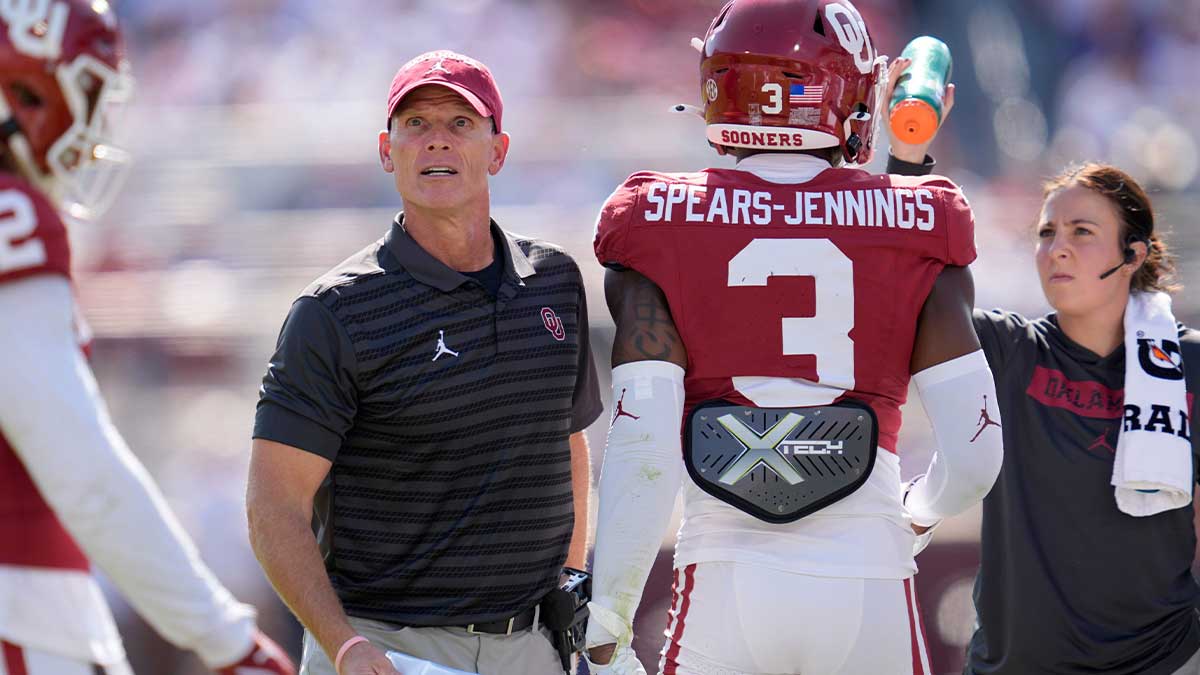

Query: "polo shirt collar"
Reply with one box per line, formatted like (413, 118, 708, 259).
(385, 213, 535, 292)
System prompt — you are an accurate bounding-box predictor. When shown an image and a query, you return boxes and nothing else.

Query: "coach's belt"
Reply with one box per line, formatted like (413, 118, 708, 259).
(463, 606, 536, 635)
(685, 399, 878, 523)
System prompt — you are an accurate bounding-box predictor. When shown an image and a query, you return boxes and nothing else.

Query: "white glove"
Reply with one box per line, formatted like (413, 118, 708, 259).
(583, 645, 647, 675)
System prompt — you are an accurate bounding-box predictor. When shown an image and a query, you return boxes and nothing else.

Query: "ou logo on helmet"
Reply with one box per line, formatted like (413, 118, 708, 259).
(826, 2, 875, 75)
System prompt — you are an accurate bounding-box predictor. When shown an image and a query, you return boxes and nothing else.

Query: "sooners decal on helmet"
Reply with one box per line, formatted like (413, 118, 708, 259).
(825, 3, 875, 75)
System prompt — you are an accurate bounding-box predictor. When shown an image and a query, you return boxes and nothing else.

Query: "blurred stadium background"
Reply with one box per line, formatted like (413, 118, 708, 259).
(86, 0, 1198, 672)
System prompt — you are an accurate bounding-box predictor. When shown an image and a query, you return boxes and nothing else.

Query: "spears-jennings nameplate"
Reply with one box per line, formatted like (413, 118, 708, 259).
(684, 399, 878, 524)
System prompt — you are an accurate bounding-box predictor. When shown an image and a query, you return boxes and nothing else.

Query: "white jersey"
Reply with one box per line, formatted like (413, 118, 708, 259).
(674, 450, 916, 579)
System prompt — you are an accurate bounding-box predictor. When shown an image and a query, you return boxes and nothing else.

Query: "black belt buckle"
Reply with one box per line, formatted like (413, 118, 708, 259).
(465, 616, 516, 636)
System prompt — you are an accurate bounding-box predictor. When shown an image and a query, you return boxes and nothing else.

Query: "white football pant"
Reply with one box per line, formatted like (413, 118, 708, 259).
(658, 562, 933, 675)
(0, 641, 134, 675)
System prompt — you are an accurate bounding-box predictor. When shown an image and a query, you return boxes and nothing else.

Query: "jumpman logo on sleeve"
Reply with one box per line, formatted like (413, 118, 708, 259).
(432, 330, 460, 361)
(971, 394, 1001, 442)
(610, 388, 641, 427)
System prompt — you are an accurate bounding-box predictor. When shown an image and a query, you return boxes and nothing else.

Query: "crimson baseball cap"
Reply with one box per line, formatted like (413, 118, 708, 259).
(386, 50, 504, 133)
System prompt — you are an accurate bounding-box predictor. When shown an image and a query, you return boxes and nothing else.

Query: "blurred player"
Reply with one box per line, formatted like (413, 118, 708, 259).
(0, 3, 294, 674)
(584, 1, 1003, 673)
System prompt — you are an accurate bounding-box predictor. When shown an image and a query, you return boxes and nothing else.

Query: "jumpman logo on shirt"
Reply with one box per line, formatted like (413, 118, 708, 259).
(971, 394, 1001, 442)
(1088, 429, 1116, 455)
(610, 388, 641, 427)
(432, 330, 459, 361)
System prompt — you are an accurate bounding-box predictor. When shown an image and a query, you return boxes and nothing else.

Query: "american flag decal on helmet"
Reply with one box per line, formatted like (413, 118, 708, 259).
(789, 83, 824, 105)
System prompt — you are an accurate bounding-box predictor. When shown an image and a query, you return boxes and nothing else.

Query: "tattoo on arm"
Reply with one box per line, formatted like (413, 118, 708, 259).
(604, 268, 688, 368)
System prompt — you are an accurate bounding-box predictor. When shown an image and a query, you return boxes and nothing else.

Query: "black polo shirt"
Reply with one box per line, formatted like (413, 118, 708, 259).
(254, 215, 603, 625)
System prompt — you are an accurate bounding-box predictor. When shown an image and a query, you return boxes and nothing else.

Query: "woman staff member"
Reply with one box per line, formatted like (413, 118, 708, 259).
(888, 86, 1200, 675)
(963, 164, 1200, 674)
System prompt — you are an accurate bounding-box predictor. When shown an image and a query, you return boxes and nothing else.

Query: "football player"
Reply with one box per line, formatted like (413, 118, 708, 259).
(584, 1, 1003, 673)
(0, 3, 294, 674)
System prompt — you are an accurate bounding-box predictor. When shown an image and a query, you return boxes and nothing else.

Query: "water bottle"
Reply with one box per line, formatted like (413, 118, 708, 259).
(385, 650, 480, 675)
(888, 36, 953, 145)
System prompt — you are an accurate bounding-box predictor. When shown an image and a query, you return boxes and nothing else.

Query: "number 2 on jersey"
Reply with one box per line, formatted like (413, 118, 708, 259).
(0, 190, 46, 274)
(728, 238, 855, 392)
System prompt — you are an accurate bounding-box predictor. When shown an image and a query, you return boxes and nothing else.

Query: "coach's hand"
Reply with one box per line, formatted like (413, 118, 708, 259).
(884, 56, 956, 164)
(585, 643, 647, 675)
(337, 640, 402, 675)
(214, 629, 296, 675)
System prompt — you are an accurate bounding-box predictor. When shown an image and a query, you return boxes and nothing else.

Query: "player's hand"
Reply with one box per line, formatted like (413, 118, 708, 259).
(586, 643, 647, 675)
(214, 629, 296, 675)
(883, 56, 956, 164)
(336, 640, 402, 675)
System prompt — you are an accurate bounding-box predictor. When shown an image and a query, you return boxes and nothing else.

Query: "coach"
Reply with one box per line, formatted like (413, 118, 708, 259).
(246, 50, 602, 675)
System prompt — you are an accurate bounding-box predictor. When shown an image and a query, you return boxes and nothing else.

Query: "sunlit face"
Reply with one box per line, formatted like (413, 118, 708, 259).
(378, 85, 509, 212)
(1035, 185, 1134, 317)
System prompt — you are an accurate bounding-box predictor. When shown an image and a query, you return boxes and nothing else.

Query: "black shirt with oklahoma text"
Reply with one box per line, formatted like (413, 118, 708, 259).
(966, 309, 1200, 675)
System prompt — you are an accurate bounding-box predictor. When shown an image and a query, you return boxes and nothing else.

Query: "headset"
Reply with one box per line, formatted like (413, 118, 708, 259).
(1098, 233, 1149, 280)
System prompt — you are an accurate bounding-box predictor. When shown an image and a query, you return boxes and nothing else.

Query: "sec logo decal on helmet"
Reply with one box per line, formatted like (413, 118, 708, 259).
(0, 0, 133, 220)
(696, 0, 885, 165)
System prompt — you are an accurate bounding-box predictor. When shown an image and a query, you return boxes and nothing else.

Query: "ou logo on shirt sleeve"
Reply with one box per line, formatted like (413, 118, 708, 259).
(541, 307, 565, 341)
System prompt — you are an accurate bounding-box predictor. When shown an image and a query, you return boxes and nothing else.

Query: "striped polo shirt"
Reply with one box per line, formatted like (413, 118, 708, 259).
(254, 215, 602, 625)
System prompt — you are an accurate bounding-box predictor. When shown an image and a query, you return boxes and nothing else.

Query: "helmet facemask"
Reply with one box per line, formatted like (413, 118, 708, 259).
(0, 0, 131, 221)
(48, 53, 132, 221)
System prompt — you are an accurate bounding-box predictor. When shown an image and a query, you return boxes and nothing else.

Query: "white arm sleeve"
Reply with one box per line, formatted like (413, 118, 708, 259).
(586, 360, 686, 649)
(905, 350, 1004, 528)
(0, 276, 255, 669)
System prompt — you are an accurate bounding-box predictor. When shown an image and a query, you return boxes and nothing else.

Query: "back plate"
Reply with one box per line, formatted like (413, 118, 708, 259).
(684, 399, 878, 524)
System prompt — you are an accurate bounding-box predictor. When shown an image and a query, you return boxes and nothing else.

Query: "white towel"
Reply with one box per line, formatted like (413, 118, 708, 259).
(1111, 291, 1192, 516)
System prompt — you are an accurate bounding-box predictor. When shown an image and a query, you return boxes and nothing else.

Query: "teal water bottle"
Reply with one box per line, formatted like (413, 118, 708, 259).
(889, 36, 952, 145)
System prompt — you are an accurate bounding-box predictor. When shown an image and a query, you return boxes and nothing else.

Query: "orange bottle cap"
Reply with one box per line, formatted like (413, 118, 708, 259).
(889, 99, 939, 145)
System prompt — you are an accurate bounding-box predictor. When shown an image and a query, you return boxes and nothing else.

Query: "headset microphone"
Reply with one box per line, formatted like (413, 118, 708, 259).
(1098, 246, 1138, 280)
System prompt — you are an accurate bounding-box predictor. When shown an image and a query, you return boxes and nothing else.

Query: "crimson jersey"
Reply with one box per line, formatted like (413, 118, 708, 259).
(0, 175, 87, 570)
(595, 166, 975, 452)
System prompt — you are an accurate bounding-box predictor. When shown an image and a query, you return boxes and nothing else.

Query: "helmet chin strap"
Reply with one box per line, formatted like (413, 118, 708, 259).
(672, 103, 704, 119)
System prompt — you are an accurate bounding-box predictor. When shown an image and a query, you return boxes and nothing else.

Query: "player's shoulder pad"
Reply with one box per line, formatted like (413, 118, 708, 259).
(908, 173, 975, 266)
(0, 173, 71, 285)
(595, 170, 702, 269)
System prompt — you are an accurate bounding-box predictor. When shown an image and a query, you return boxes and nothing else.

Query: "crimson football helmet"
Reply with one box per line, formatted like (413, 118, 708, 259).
(698, 0, 885, 165)
(0, 0, 132, 220)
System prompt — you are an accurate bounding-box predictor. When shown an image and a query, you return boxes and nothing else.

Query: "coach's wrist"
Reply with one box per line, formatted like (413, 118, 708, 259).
(335, 635, 369, 672)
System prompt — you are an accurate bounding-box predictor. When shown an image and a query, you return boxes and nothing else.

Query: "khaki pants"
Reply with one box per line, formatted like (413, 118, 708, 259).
(300, 615, 563, 675)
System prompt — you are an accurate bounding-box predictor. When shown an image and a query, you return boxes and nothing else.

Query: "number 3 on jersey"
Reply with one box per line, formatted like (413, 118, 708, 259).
(728, 238, 855, 394)
(0, 190, 46, 274)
